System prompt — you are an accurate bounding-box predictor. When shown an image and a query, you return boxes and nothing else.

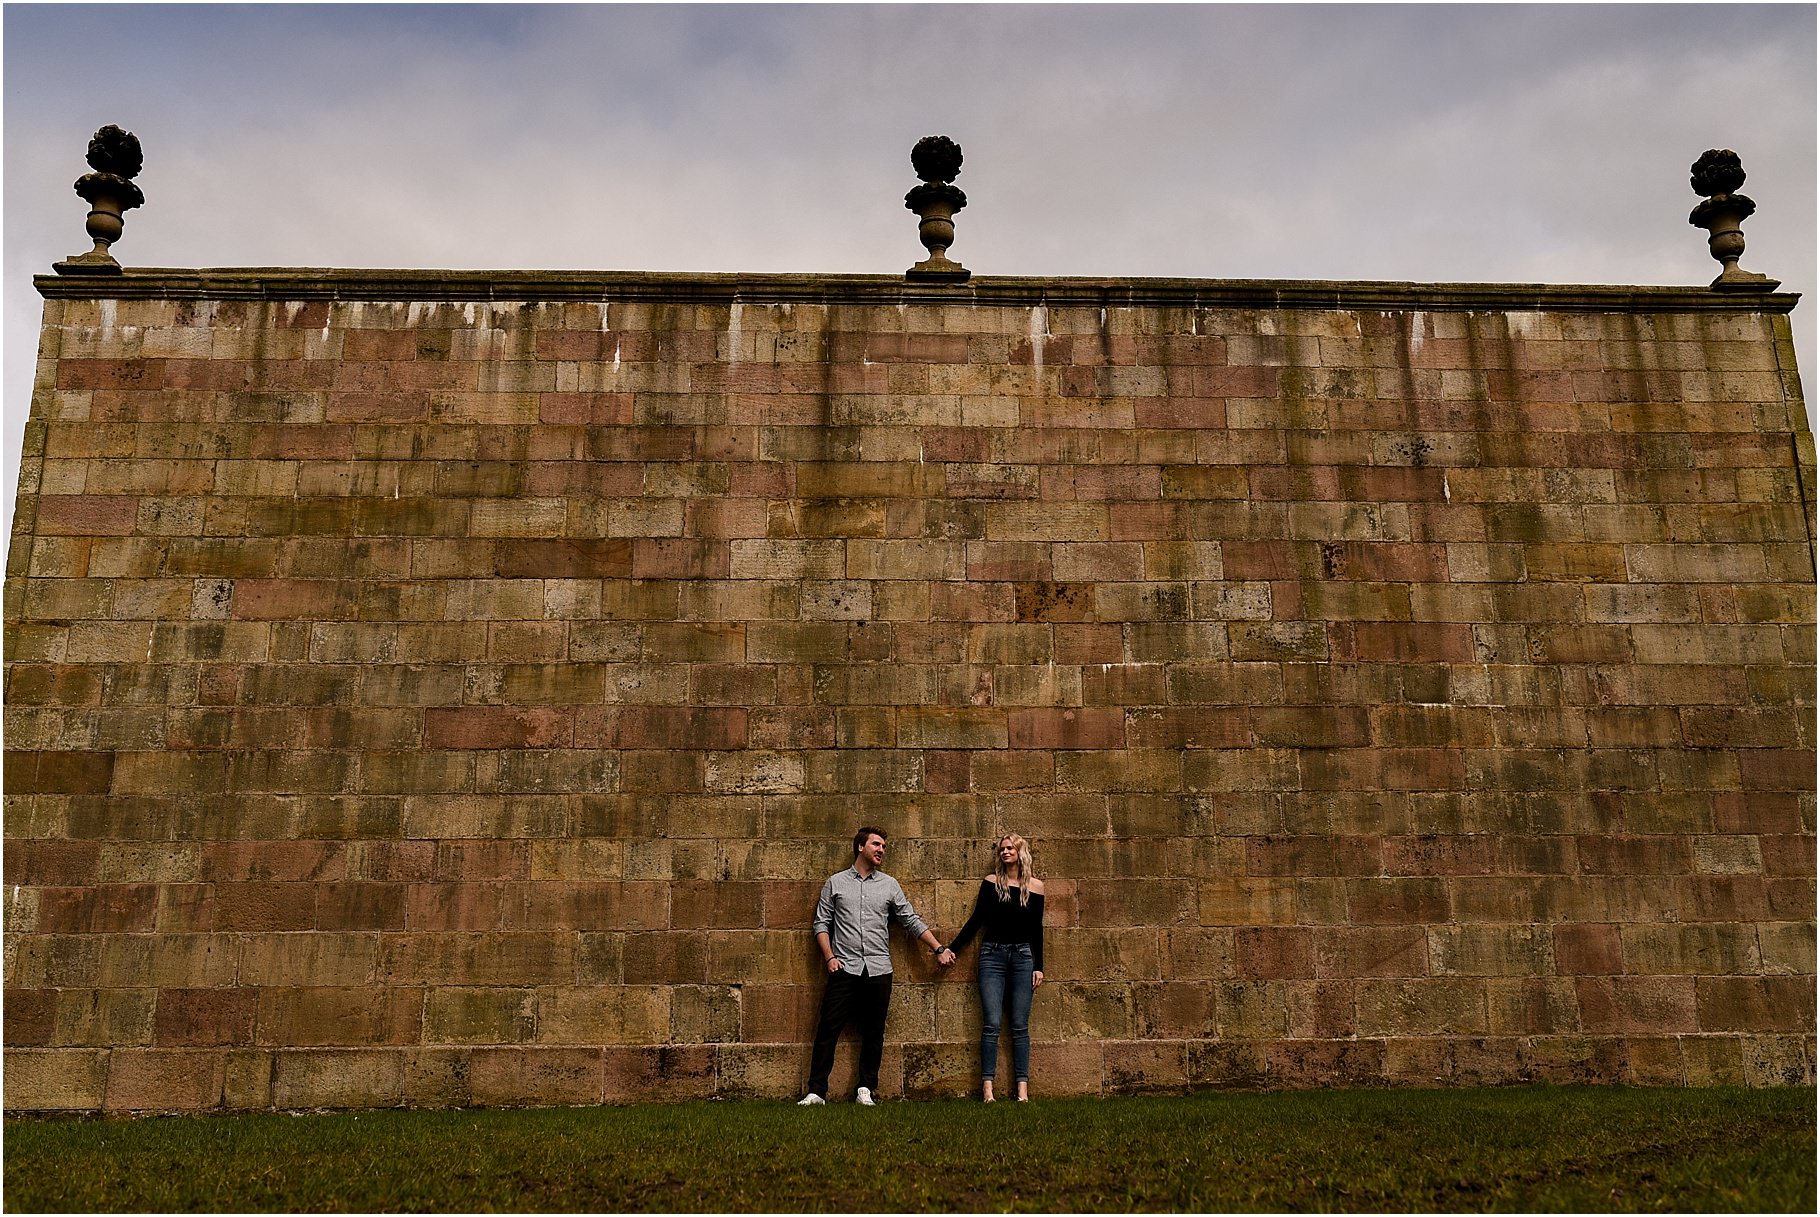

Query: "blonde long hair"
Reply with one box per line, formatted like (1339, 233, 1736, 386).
(991, 834, 1035, 907)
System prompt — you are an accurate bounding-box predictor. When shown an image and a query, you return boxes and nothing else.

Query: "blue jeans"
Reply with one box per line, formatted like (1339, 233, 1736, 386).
(977, 941, 1034, 1082)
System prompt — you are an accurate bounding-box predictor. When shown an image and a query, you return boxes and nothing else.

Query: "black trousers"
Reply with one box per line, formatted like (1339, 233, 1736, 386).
(805, 968, 893, 1096)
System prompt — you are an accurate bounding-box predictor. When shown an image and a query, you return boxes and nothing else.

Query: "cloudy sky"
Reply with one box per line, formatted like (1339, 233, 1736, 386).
(5, 3, 1814, 540)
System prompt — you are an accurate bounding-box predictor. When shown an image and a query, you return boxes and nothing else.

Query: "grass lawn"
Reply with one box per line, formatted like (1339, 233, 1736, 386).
(4, 1085, 1813, 1212)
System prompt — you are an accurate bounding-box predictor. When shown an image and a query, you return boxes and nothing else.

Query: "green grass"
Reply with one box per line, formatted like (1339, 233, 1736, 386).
(4, 1086, 1813, 1212)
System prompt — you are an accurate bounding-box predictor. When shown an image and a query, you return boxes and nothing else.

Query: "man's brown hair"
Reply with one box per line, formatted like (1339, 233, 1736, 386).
(852, 826, 887, 856)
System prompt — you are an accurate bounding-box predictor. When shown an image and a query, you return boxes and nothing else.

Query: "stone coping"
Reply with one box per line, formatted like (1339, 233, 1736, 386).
(35, 268, 1800, 314)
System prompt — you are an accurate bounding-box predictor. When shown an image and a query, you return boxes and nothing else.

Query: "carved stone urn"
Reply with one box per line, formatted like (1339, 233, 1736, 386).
(55, 125, 145, 276)
(904, 135, 969, 282)
(1687, 149, 1777, 291)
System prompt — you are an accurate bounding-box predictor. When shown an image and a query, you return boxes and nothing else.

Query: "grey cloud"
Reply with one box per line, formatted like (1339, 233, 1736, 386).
(6, 4, 1813, 539)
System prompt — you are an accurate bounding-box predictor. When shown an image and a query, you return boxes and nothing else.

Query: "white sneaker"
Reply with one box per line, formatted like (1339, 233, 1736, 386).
(855, 1087, 875, 1106)
(797, 1093, 825, 1105)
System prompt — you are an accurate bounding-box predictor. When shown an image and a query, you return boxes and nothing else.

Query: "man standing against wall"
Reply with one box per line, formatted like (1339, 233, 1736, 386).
(798, 827, 952, 1105)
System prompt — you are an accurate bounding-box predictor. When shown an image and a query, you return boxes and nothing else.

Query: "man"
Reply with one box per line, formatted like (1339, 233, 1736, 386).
(798, 826, 953, 1105)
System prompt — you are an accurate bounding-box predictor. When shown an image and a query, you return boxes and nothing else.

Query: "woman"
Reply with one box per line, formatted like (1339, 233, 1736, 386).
(946, 834, 1045, 1102)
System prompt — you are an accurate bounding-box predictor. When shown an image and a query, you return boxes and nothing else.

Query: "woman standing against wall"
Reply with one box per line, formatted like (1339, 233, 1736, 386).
(946, 834, 1045, 1102)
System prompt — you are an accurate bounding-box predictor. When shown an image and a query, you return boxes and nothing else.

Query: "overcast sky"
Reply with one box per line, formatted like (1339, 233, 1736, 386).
(5, 3, 1814, 543)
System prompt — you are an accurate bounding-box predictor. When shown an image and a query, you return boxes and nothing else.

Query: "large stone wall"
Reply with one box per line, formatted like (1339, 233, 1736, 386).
(4, 270, 1814, 1112)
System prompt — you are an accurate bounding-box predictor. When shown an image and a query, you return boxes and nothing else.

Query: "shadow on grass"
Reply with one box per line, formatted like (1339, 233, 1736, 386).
(5, 1085, 1814, 1212)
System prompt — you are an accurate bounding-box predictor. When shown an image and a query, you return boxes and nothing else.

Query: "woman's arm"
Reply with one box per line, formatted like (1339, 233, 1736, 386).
(946, 879, 994, 955)
(1029, 892, 1045, 975)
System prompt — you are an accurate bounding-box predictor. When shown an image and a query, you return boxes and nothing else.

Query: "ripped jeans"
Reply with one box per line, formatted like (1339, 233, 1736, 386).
(977, 941, 1034, 1082)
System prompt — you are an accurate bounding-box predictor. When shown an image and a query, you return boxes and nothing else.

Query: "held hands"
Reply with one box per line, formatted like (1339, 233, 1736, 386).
(936, 948, 956, 967)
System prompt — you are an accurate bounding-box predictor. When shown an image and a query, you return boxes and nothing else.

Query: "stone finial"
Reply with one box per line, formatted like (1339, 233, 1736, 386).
(904, 135, 969, 282)
(54, 124, 145, 276)
(1688, 149, 1778, 291)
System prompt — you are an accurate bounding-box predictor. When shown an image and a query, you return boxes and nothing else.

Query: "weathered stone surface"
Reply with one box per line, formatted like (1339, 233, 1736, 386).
(5, 271, 1812, 1108)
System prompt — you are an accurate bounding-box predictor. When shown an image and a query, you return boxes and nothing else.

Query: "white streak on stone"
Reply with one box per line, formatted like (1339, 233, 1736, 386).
(1030, 306, 1048, 373)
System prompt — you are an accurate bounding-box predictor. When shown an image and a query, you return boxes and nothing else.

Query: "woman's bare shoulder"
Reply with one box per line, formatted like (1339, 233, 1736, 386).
(1029, 877, 1046, 894)
(980, 874, 996, 883)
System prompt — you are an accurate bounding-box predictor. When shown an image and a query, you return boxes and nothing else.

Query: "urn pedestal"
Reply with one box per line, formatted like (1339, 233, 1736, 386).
(905, 181, 969, 282)
(1687, 149, 1778, 292)
(904, 135, 970, 284)
(54, 172, 144, 276)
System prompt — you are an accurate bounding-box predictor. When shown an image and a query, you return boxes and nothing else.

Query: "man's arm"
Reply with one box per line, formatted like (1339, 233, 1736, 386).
(915, 926, 954, 966)
(888, 879, 952, 964)
(812, 878, 840, 971)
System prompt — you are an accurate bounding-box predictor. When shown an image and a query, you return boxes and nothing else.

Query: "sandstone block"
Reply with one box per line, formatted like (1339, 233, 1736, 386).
(258, 987, 422, 1046)
(1186, 1040, 1267, 1088)
(104, 1049, 224, 1112)
(155, 988, 257, 1047)
(1575, 976, 1698, 1034)
(470, 1047, 602, 1107)
(1429, 925, 1551, 976)
(222, 1049, 276, 1108)
(1619, 923, 1761, 975)
(1756, 921, 1817, 974)
(1354, 978, 1489, 1036)
(1133, 981, 1217, 1038)
(1266, 1039, 1385, 1089)
(1552, 923, 1624, 975)
(381, 932, 574, 987)
(1742, 1034, 1814, 1086)
(1695, 976, 1816, 1033)
(3, 1048, 109, 1110)
(715, 1044, 803, 1099)
(1486, 977, 1580, 1035)
(600, 1045, 715, 1103)
(1104, 1040, 1188, 1093)
(1198, 878, 1296, 926)
(271, 1048, 406, 1108)
(1676, 1034, 1748, 1085)
(1315, 926, 1428, 978)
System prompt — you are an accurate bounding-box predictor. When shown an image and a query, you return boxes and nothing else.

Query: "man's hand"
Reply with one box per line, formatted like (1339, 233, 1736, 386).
(826, 957, 842, 973)
(937, 948, 955, 967)
(1032, 970, 1044, 988)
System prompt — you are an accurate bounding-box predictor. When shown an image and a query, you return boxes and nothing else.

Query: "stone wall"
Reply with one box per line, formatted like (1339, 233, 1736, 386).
(4, 270, 1814, 1112)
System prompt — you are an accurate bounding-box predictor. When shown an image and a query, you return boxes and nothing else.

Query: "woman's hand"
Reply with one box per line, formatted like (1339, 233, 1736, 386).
(1032, 970, 1044, 988)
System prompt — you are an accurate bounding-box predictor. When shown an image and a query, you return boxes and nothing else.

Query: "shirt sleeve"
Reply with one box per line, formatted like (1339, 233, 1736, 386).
(887, 877, 928, 940)
(811, 876, 837, 937)
(947, 880, 994, 955)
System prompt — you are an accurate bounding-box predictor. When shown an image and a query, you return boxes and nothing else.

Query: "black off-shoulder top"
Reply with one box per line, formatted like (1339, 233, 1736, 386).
(948, 879, 1045, 972)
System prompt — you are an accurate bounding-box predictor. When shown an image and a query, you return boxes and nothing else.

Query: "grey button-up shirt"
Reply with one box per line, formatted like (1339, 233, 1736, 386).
(812, 865, 929, 975)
